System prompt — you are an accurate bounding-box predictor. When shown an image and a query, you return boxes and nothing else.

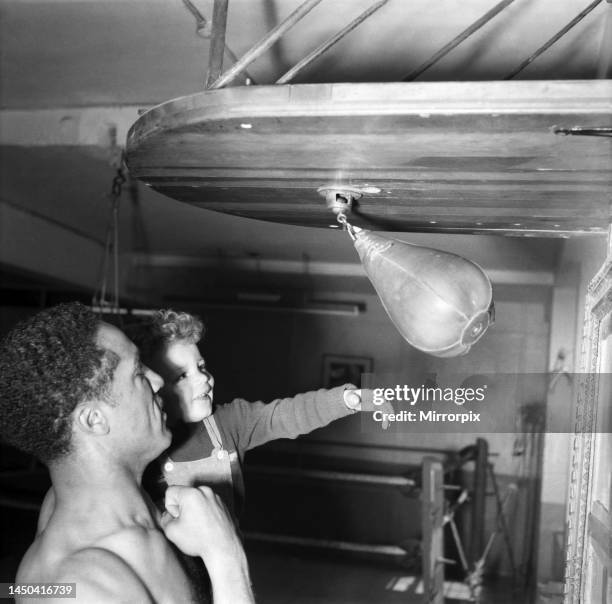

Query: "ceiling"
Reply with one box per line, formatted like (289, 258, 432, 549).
(1, 0, 611, 301)
(2, 0, 611, 107)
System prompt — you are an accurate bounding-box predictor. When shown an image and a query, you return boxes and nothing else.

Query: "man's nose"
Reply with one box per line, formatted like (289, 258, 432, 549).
(146, 367, 164, 392)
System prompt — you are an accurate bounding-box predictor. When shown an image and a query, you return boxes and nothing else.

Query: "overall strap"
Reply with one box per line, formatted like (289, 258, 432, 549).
(202, 415, 224, 450)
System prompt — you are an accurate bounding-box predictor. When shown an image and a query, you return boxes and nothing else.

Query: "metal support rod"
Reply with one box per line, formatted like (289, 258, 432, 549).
(476, 482, 518, 567)
(306, 438, 459, 455)
(183, 0, 207, 34)
(210, 0, 325, 89)
(448, 517, 470, 573)
(248, 465, 415, 487)
(505, 0, 604, 79)
(276, 0, 389, 84)
(488, 463, 518, 580)
(244, 531, 407, 556)
(206, 0, 230, 88)
(552, 126, 612, 138)
(403, 0, 516, 81)
(422, 457, 445, 604)
(182, 0, 256, 84)
(223, 44, 257, 85)
(470, 438, 488, 566)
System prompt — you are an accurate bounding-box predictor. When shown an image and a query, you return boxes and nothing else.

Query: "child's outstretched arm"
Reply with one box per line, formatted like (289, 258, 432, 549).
(216, 385, 360, 453)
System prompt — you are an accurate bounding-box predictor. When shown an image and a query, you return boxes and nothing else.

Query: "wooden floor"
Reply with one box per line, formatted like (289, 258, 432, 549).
(246, 546, 530, 604)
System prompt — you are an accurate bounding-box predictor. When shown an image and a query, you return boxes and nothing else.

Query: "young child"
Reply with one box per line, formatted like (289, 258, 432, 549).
(133, 309, 363, 517)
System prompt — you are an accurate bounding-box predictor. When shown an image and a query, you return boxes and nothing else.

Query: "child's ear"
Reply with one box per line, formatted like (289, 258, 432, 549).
(74, 403, 110, 436)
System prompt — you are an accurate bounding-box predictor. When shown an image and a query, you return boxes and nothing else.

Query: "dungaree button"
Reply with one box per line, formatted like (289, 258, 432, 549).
(164, 461, 174, 472)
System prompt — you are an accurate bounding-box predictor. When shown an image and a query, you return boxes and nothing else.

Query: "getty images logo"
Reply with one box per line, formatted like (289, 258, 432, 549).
(372, 384, 487, 406)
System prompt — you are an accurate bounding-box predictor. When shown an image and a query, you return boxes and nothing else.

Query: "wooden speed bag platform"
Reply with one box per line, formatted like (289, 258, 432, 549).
(126, 80, 612, 237)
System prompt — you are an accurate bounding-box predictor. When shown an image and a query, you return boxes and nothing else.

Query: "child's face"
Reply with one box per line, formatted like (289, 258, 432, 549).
(153, 340, 214, 424)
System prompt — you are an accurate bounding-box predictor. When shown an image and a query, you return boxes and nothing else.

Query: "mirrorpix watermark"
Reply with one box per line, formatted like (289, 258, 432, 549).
(360, 372, 612, 433)
(360, 373, 533, 433)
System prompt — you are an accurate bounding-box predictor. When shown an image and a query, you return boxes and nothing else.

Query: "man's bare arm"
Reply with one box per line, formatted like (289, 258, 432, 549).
(161, 486, 254, 604)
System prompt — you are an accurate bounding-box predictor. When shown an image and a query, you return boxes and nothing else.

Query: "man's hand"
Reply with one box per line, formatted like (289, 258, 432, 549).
(160, 486, 254, 604)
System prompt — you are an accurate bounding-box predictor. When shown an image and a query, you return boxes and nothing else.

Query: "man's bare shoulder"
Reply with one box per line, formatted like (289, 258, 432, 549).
(17, 519, 196, 604)
(18, 544, 154, 604)
(58, 547, 154, 603)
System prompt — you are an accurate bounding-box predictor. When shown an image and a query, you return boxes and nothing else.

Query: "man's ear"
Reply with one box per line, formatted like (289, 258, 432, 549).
(74, 402, 110, 436)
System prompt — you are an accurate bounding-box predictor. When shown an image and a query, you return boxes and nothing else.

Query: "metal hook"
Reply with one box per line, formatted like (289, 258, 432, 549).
(336, 212, 358, 241)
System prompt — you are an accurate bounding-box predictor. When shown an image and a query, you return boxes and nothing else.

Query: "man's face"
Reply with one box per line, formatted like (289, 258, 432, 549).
(96, 323, 171, 460)
(151, 340, 214, 425)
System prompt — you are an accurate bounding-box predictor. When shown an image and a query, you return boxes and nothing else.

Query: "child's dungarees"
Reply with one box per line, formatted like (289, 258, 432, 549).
(161, 415, 239, 515)
(155, 387, 354, 519)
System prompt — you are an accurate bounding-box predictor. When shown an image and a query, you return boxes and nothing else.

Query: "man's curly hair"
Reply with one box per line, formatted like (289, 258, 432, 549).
(128, 309, 204, 364)
(0, 302, 118, 464)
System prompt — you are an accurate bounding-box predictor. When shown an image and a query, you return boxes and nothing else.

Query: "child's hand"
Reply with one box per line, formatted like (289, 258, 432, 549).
(343, 387, 362, 411)
(343, 388, 393, 429)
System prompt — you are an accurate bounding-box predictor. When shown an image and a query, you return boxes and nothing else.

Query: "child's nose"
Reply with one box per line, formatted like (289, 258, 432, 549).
(198, 369, 213, 386)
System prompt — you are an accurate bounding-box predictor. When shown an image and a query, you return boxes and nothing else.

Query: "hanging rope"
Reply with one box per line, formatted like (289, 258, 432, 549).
(92, 153, 126, 312)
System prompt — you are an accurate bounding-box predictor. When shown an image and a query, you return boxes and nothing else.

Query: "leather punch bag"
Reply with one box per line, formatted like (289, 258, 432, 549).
(353, 229, 494, 357)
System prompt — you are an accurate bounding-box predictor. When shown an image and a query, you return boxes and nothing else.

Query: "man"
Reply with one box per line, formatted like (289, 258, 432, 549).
(0, 303, 254, 603)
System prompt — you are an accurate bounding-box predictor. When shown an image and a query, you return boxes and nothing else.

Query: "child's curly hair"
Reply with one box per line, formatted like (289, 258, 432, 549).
(0, 302, 118, 463)
(129, 309, 204, 363)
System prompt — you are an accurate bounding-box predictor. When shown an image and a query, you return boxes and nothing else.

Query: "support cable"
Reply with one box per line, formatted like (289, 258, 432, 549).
(209, 0, 325, 89)
(205, 0, 230, 88)
(403, 0, 516, 81)
(182, 0, 257, 85)
(276, 0, 390, 84)
(505, 0, 604, 79)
